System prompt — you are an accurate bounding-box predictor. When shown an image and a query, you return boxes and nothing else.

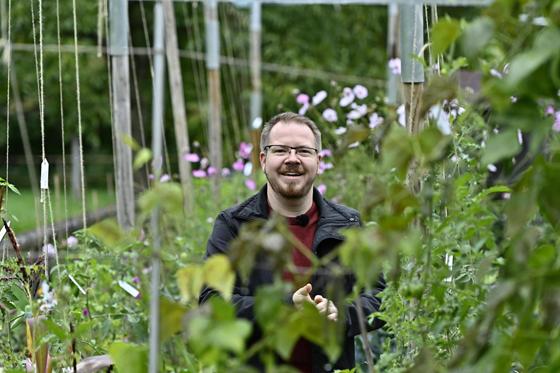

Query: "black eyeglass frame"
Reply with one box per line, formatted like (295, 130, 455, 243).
(263, 144, 319, 156)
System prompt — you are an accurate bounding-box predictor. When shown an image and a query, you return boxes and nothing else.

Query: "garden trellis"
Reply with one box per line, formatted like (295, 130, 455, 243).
(1, 0, 500, 371)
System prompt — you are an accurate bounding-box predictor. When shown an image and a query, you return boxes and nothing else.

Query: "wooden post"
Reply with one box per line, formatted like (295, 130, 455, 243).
(109, 0, 134, 229)
(249, 0, 262, 171)
(162, 0, 193, 215)
(205, 0, 222, 196)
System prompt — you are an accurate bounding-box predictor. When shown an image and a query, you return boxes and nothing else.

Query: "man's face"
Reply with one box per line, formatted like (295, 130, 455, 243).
(260, 121, 321, 200)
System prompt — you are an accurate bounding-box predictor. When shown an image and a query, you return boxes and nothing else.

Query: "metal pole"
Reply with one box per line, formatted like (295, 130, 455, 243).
(249, 0, 262, 172)
(109, 0, 135, 229)
(385, 3, 399, 105)
(205, 0, 222, 196)
(399, 4, 424, 134)
(148, 2, 165, 372)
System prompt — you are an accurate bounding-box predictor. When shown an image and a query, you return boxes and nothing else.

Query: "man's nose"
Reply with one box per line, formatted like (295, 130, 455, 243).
(285, 149, 301, 162)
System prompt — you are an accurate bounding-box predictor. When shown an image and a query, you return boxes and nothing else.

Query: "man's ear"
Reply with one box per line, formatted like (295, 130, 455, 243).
(259, 151, 266, 170)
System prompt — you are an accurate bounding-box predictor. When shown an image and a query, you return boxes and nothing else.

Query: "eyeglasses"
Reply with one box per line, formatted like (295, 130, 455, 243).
(264, 145, 318, 158)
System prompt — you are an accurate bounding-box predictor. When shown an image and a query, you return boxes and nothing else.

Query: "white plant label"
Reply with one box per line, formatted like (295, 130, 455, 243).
(40, 158, 49, 190)
(69, 274, 87, 295)
(118, 280, 140, 298)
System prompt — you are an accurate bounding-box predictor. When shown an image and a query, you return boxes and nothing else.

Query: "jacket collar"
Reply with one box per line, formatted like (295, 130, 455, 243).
(235, 184, 345, 223)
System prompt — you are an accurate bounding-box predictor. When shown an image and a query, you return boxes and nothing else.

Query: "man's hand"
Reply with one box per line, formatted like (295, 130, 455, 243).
(314, 295, 338, 322)
(292, 283, 313, 308)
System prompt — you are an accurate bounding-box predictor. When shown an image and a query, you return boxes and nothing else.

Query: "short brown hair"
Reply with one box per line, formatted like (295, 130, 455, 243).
(260, 112, 322, 151)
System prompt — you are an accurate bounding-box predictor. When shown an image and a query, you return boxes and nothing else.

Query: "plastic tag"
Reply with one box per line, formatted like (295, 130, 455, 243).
(40, 158, 49, 190)
(69, 274, 87, 295)
(118, 280, 140, 298)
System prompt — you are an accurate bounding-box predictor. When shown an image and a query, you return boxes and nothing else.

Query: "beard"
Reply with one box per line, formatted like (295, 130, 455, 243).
(265, 167, 315, 199)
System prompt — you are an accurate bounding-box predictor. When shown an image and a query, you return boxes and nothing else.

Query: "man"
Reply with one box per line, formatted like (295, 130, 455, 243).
(199, 112, 384, 372)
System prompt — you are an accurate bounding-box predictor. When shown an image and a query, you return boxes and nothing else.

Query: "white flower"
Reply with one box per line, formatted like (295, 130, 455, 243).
(368, 113, 384, 129)
(388, 58, 401, 75)
(353, 85, 368, 99)
(334, 127, 347, 135)
(339, 87, 355, 107)
(312, 90, 327, 106)
(429, 104, 452, 135)
(396, 104, 406, 127)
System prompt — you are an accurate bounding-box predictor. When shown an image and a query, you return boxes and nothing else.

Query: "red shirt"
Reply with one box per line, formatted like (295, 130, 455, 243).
(283, 202, 319, 373)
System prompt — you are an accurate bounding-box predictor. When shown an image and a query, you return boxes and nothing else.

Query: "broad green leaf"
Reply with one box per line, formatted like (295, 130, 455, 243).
(176, 264, 204, 303)
(121, 134, 140, 151)
(138, 182, 184, 217)
(460, 17, 494, 59)
(382, 125, 413, 179)
(417, 126, 451, 162)
(528, 244, 556, 270)
(203, 254, 235, 301)
(87, 218, 125, 246)
(43, 319, 68, 341)
(481, 130, 521, 165)
(505, 28, 560, 88)
(431, 18, 461, 56)
(159, 297, 187, 341)
(539, 162, 560, 227)
(254, 284, 289, 333)
(133, 148, 152, 170)
(108, 342, 148, 373)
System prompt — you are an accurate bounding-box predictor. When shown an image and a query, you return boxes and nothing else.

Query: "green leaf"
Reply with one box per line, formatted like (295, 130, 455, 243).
(539, 162, 560, 227)
(159, 297, 187, 341)
(176, 264, 204, 303)
(416, 125, 451, 162)
(382, 125, 413, 179)
(108, 342, 148, 373)
(43, 319, 69, 341)
(481, 130, 521, 165)
(528, 244, 556, 270)
(133, 148, 153, 170)
(460, 17, 494, 59)
(431, 18, 461, 56)
(203, 255, 235, 301)
(505, 28, 560, 89)
(121, 135, 140, 151)
(86, 218, 126, 246)
(138, 182, 184, 217)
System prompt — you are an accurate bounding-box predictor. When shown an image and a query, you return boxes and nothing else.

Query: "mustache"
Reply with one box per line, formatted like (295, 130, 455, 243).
(280, 165, 304, 174)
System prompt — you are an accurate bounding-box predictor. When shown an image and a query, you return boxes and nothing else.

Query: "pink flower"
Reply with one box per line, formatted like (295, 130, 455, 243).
(207, 166, 217, 176)
(322, 108, 338, 122)
(183, 153, 200, 163)
(132, 276, 140, 284)
(233, 159, 244, 172)
(222, 168, 231, 177)
(353, 85, 368, 99)
(239, 142, 253, 159)
(296, 93, 310, 105)
(160, 174, 171, 183)
(545, 105, 555, 116)
(369, 113, 384, 129)
(319, 149, 332, 158)
(339, 87, 355, 107)
(66, 235, 78, 248)
(312, 90, 327, 106)
(245, 179, 256, 191)
(192, 169, 207, 178)
(388, 58, 401, 75)
(318, 161, 333, 174)
(82, 308, 90, 317)
(553, 112, 560, 132)
(317, 184, 327, 195)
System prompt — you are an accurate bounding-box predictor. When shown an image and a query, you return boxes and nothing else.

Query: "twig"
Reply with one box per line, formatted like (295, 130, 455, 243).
(355, 296, 376, 373)
(2, 218, 29, 284)
(71, 322, 77, 373)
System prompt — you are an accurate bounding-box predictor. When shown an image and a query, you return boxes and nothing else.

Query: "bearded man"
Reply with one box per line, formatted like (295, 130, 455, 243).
(199, 112, 385, 372)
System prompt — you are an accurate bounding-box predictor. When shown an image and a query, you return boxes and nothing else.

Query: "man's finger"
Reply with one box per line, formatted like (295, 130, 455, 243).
(296, 283, 312, 296)
(314, 295, 324, 304)
(327, 313, 337, 322)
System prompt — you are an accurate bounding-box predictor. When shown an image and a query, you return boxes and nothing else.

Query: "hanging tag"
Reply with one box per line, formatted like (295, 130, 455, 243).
(118, 280, 140, 298)
(69, 274, 87, 295)
(0, 220, 10, 243)
(40, 159, 49, 190)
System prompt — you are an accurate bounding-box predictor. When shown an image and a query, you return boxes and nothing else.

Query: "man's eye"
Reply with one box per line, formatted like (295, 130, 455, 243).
(272, 148, 288, 154)
(297, 149, 313, 156)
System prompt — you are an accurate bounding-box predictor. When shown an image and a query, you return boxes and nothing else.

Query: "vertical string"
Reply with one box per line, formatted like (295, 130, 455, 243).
(4, 0, 11, 212)
(71, 0, 87, 229)
(55, 0, 69, 239)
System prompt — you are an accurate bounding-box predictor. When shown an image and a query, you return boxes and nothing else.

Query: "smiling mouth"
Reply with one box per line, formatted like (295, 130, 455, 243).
(281, 172, 303, 177)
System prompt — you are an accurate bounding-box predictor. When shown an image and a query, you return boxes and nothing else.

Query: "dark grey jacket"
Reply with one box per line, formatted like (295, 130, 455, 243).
(199, 186, 385, 372)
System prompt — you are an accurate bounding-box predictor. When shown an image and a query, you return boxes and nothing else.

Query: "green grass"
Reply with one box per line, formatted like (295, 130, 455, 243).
(3, 188, 115, 233)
